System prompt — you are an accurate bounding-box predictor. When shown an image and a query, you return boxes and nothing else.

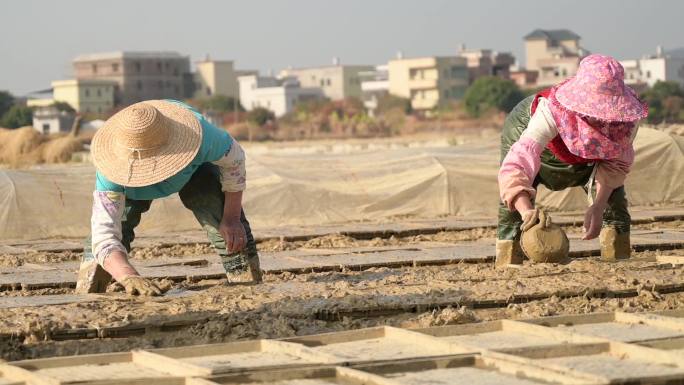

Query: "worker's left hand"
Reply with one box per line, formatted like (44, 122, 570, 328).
(219, 217, 247, 253)
(583, 203, 607, 240)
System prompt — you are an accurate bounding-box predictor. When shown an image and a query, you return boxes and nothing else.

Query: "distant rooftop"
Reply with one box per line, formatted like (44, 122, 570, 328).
(74, 51, 187, 62)
(525, 29, 580, 41)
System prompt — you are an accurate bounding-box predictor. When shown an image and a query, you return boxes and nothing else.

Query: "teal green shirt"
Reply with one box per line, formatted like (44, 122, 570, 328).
(95, 100, 232, 200)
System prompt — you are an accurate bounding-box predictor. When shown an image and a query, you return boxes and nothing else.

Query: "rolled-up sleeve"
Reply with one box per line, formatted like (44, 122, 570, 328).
(91, 191, 127, 265)
(595, 125, 638, 190)
(596, 146, 634, 190)
(211, 140, 247, 192)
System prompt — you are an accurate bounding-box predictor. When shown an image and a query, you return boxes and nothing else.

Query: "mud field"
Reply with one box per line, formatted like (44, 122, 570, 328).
(1, 219, 684, 362)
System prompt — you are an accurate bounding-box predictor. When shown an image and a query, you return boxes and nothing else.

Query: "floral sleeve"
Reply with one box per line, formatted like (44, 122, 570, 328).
(91, 191, 127, 265)
(211, 140, 246, 192)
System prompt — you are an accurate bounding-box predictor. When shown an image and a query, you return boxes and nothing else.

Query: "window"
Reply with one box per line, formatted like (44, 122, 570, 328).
(97, 88, 101, 97)
(92, 64, 97, 74)
(42, 123, 50, 135)
(137, 80, 143, 90)
(135, 62, 142, 72)
(326, 79, 331, 86)
(443, 69, 449, 78)
(562, 68, 568, 77)
(206, 86, 212, 96)
(320, 79, 325, 87)
(444, 89, 450, 98)
(112, 63, 119, 72)
(85, 89, 90, 97)
(165, 62, 170, 70)
(157, 62, 163, 72)
(646, 71, 651, 78)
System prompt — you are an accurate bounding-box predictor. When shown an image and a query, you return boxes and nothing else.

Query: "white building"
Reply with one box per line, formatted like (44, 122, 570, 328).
(238, 75, 323, 117)
(32, 106, 75, 135)
(359, 65, 389, 116)
(279, 61, 374, 101)
(620, 46, 684, 88)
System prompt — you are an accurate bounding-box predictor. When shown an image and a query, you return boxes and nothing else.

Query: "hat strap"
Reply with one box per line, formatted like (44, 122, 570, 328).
(126, 148, 143, 183)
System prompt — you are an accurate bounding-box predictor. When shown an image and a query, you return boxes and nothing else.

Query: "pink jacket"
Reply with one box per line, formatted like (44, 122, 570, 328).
(498, 98, 636, 210)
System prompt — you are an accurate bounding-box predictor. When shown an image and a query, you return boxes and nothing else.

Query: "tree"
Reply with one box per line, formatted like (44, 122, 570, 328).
(1, 105, 33, 128)
(246, 107, 275, 126)
(193, 95, 244, 113)
(52, 101, 75, 113)
(464, 76, 525, 117)
(0, 91, 14, 118)
(376, 94, 412, 115)
(641, 81, 684, 124)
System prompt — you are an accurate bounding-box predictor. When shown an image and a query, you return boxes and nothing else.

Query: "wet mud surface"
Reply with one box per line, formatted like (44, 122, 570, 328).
(1, 220, 684, 362)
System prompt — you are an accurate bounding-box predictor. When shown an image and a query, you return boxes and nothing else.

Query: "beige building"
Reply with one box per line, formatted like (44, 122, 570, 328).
(279, 63, 374, 100)
(524, 29, 587, 87)
(388, 56, 469, 111)
(73, 51, 191, 106)
(458, 47, 515, 84)
(193, 59, 257, 99)
(51, 79, 116, 114)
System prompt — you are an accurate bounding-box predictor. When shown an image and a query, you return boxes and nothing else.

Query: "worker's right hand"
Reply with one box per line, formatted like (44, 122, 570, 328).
(520, 208, 552, 232)
(120, 275, 163, 296)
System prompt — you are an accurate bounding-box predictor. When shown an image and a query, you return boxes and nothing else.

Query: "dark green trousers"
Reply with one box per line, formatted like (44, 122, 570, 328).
(498, 96, 631, 241)
(83, 163, 258, 273)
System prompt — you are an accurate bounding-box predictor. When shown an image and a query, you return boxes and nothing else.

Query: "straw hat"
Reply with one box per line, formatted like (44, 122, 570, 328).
(91, 100, 202, 187)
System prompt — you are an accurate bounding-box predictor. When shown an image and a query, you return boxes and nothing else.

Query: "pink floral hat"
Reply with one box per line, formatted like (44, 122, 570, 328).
(555, 54, 647, 122)
(547, 54, 648, 160)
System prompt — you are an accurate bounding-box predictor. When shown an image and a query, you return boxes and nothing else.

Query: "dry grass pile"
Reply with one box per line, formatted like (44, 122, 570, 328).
(0, 127, 84, 167)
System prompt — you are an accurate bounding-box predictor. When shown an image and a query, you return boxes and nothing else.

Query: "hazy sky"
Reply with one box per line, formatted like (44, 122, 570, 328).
(2, 0, 683, 95)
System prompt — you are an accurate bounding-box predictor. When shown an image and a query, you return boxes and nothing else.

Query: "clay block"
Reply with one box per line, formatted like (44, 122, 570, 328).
(495, 240, 524, 267)
(599, 228, 631, 261)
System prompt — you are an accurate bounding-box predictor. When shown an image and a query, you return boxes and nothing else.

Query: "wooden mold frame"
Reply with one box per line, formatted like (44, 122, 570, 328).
(483, 340, 684, 384)
(282, 326, 475, 364)
(0, 351, 203, 385)
(519, 311, 684, 344)
(412, 318, 601, 353)
(195, 355, 601, 385)
(146, 339, 343, 376)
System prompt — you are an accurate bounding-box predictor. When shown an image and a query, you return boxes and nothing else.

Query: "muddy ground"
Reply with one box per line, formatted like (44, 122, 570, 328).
(2, 221, 681, 267)
(1, 220, 683, 361)
(2, 250, 684, 361)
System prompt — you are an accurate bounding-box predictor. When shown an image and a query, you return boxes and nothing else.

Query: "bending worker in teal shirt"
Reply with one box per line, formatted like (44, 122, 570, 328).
(76, 99, 261, 295)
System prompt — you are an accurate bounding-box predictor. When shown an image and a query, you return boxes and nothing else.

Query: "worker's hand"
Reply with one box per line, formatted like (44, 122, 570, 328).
(120, 275, 163, 296)
(520, 208, 552, 232)
(219, 217, 247, 253)
(583, 203, 606, 240)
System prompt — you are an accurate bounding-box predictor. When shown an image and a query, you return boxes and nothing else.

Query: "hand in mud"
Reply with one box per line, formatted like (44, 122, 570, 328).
(220, 218, 247, 253)
(583, 203, 606, 240)
(120, 276, 163, 296)
(520, 208, 552, 232)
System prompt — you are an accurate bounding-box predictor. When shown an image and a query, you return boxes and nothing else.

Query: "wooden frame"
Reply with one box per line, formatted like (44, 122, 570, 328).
(147, 339, 342, 375)
(485, 341, 684, 384)
(519, 311, 684, 343)
(0, 351, 194, 385)
(413, 319, 599, 352)
(283, 326, 475, 364)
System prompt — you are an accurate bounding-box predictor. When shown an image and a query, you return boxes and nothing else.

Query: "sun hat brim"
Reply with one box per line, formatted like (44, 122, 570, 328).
(91, 100, 202, 187)
(555, 78, 648, 122)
